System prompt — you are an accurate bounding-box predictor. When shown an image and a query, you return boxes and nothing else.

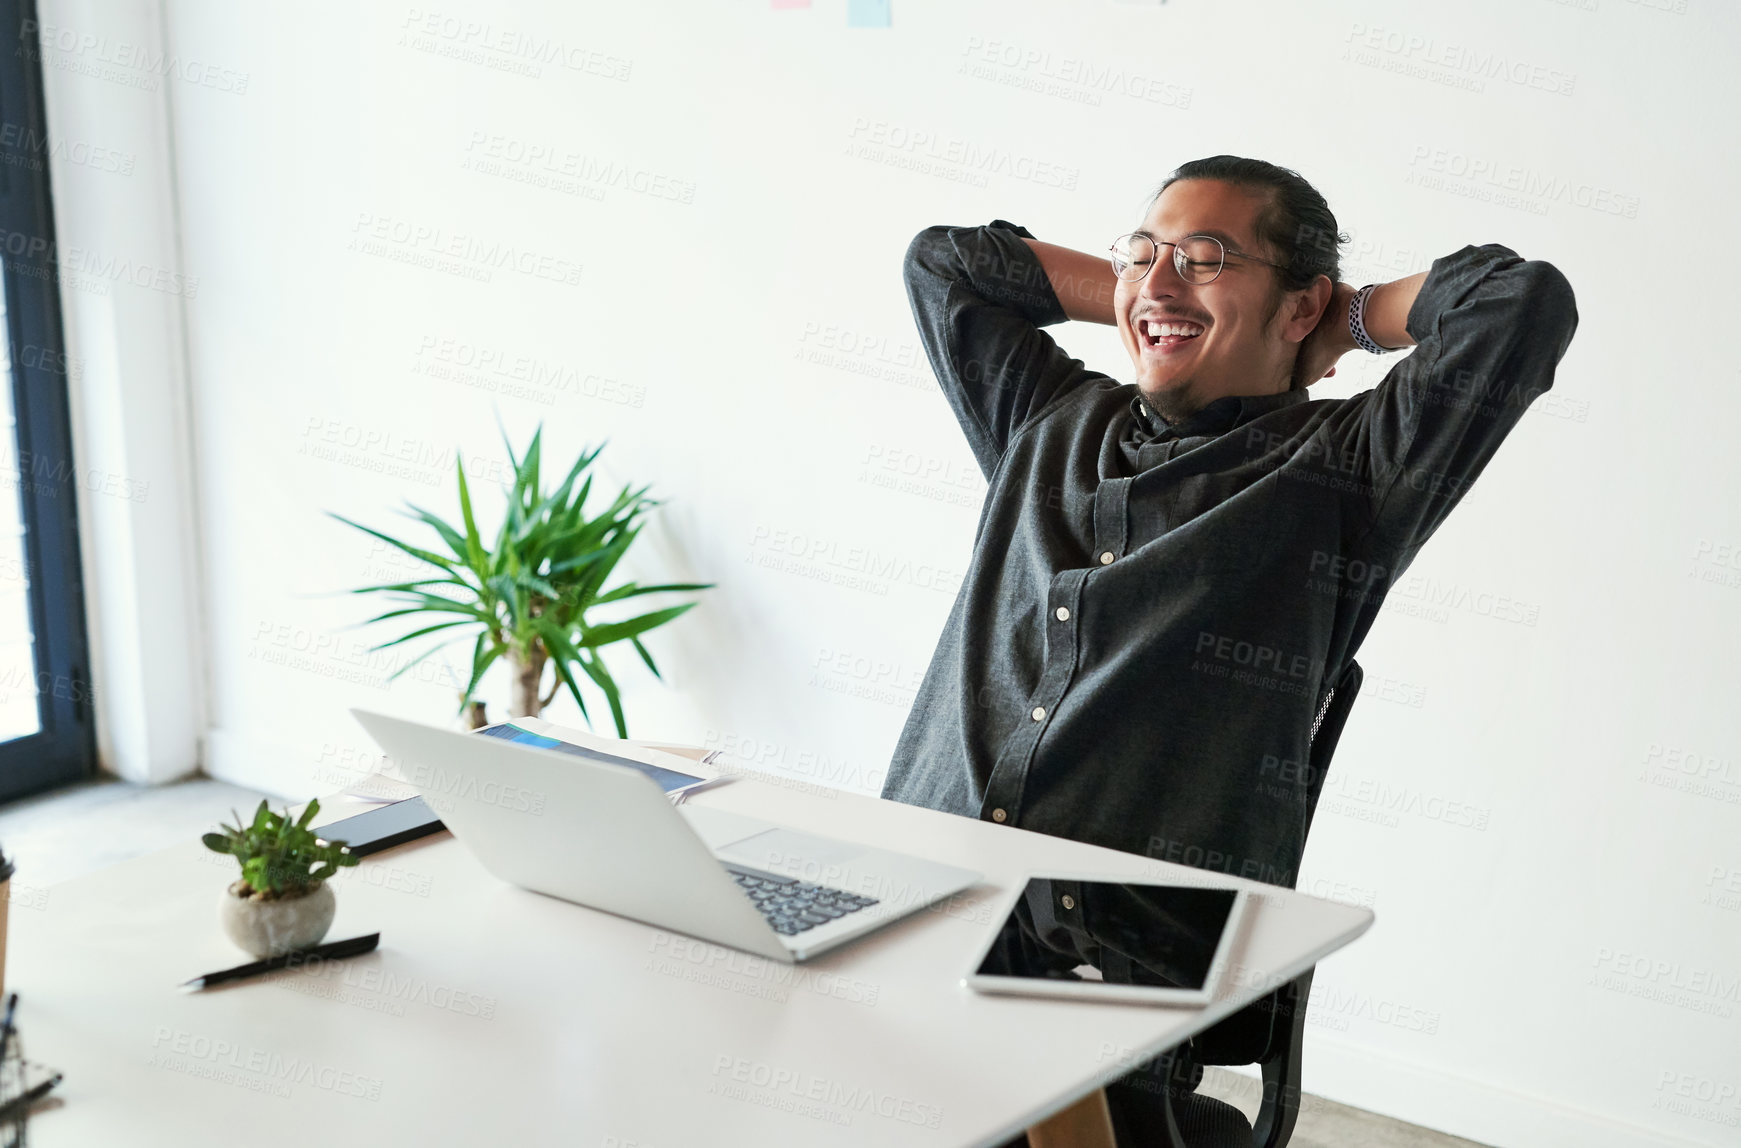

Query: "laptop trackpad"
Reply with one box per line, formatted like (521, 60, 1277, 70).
(716, 828, 867, 870)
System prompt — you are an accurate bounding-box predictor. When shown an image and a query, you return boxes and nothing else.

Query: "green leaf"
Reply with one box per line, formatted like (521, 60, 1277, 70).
(575, 650, 628, 738)
(364, 619, 478, 653)
(524, 442, 604, 539)
(459, 630, 503, 713)
(326, 512, 456, 571)
(512, 572, 561, 600)
(522, 425, 543, 512)
(582, 603, 698, 648)
(384, 634, 471, 684)
(592, 581, 715, 606)
(337, 576, 477, 601)
(360, 598, 493, 625)
(296, 799, 320, 829)
(455, 454, 487, 577)
(551, 528, 640, 607)
(496, 409, 523, 477)
(486, 573, 525, 635)
(630, 635, 661, 679)
(535, 619, 592, 727)
(201, 832, 233, 854)
(398, 502, 472, 561)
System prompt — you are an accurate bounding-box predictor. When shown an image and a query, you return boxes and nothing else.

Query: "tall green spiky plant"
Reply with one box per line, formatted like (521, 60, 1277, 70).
(328, 423, 712, 736)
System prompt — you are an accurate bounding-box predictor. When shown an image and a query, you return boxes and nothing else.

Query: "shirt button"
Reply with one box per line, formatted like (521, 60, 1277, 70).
(991, 808, 1007, 823)
(1100, 551, 1114, 565)
(1060, 894, 1075, 910)
(1031, 706, 1046, 721)
(1054, 606, 1070, 621)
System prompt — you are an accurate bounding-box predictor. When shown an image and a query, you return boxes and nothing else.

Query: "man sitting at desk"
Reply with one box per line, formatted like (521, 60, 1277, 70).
(878, 158, 1577, 1136)
(882, 153, 1577, 882)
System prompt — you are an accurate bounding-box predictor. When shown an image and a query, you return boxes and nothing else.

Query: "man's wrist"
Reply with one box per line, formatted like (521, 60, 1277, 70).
(1357, 274, 1426, 351)
(1348, 283, 1391, 354)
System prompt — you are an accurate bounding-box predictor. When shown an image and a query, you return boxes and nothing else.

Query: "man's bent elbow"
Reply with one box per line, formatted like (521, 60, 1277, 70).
(1518, 259, 1579, 365)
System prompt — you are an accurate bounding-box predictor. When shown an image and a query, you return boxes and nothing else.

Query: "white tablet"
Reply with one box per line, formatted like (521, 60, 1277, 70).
(962, 875, 1250, 1007)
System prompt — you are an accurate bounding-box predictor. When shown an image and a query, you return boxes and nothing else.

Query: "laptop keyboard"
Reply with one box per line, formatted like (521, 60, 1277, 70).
(726, 866, 880, 936)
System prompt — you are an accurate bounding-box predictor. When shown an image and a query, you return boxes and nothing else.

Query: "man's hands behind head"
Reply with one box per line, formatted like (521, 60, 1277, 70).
(1290, 280, 1359, 391)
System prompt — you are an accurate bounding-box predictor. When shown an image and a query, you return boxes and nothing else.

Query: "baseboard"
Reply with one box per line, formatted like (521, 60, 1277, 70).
(1265, 1033, 1722, 1148)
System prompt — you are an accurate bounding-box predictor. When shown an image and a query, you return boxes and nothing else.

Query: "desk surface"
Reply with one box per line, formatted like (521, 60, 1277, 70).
(15, 770, 1371, 1147)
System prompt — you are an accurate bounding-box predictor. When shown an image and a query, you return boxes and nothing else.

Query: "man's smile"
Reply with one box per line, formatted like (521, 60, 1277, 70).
(1134, 314, 1209, 356)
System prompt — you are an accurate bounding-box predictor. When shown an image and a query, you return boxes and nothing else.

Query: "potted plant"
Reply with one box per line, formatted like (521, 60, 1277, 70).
(203, 799, 359, 958)
(328, 421, 712, 735)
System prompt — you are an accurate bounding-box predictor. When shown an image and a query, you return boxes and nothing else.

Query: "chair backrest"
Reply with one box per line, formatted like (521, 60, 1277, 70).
(1303, 659, 1363, 839)
(1187, 658, 1365, 1073)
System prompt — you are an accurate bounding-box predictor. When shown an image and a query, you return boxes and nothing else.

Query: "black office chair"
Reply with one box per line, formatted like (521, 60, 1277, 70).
(1104, 658, 1366, 1148)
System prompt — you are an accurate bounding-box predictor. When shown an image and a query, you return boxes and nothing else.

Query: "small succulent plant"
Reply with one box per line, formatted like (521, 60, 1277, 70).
(202, 799, 359, 900)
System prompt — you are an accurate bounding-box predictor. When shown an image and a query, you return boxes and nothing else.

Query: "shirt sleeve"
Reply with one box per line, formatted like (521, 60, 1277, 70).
(1331, 243, 1580, 561)
(903, 219, 1105, 480)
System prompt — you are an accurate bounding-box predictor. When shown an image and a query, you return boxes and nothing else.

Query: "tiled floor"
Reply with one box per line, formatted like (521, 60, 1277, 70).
(3, 775, 1493, 1147)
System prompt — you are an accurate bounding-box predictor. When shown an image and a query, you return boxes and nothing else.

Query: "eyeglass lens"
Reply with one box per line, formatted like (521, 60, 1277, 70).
(1110, 234, 1224, 284)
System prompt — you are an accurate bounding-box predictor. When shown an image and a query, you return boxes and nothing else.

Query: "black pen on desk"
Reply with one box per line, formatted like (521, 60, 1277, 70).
(179, 932, 381, 991)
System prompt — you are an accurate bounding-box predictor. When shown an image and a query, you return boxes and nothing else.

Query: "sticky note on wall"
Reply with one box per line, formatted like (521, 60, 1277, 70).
(847, 0, 890, 27)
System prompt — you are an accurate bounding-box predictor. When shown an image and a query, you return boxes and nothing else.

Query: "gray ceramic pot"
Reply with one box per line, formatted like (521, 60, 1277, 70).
(218, 880, 336, 958)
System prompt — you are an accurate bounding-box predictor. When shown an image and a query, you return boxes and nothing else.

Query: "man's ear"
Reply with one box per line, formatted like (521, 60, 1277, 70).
(1286, 275, 1335, 342)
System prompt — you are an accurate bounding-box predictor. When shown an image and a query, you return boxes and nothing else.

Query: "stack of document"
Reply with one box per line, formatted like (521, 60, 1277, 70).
(339, 714, 731, 806)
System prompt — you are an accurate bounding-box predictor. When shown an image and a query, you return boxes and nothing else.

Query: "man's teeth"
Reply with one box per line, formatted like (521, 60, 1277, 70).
(1144, 320, 1204, 340)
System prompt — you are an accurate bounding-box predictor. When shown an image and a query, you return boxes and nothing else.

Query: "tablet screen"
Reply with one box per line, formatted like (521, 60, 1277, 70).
(973, 879, 1239, 991)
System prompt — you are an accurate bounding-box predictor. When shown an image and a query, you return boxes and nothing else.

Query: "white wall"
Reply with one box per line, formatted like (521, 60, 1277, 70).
(44, 0, 1741, 1144)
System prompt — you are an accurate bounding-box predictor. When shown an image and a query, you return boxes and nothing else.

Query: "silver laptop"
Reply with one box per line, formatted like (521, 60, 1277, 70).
(350, 709, 982, 963)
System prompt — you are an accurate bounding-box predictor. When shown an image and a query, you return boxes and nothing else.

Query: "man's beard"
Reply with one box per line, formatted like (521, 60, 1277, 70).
(1142, 374, 1205, 426)
(1140, 283, 1292, 423)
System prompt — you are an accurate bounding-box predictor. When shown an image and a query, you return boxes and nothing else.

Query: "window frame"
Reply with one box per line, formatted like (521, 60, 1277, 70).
(0, 0, 96, 802)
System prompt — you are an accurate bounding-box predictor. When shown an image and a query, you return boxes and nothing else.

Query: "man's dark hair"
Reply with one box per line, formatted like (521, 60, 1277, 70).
(1147, 155, 1348, 291)
(1145, 155, 1350, 389)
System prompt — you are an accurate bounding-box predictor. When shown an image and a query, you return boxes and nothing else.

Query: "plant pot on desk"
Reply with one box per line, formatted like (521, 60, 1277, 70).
(201, 798, 358, 959)
(219, 880, 336, 959)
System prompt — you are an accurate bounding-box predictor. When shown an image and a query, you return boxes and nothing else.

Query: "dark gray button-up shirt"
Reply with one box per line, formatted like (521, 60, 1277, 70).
(880, 218, 1578, 888)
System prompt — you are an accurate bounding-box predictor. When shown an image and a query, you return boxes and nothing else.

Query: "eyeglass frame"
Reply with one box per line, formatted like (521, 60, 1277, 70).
(1106, 230, 1291, 285)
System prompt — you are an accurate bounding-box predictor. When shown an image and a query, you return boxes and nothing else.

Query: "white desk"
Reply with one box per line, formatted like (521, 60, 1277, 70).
(15, 773, 1371, 1146)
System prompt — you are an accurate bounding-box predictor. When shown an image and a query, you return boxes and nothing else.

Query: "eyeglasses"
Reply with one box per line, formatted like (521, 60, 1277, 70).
(1107, 232, 1289, 285)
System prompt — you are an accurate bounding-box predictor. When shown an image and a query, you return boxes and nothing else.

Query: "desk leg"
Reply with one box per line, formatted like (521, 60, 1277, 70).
(1027, 1087, 1115, 1148)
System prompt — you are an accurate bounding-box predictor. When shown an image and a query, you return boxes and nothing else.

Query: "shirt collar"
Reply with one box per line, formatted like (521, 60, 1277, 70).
(1132, 387, 1309, 438)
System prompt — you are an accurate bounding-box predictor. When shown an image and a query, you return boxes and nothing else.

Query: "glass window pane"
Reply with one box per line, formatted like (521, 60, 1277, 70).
(0, 283, 40, 743)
